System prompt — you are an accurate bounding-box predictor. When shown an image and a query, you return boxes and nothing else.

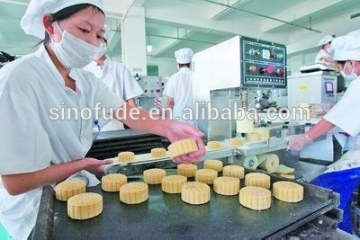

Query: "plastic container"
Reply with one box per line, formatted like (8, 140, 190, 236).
(311, 168, 360, 233)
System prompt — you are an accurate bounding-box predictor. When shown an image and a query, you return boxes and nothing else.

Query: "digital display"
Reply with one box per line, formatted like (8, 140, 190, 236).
(325, 82, 333, 93)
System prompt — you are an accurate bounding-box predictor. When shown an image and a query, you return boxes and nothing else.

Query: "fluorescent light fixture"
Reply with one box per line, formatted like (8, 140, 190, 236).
(146, 44, 153, 52)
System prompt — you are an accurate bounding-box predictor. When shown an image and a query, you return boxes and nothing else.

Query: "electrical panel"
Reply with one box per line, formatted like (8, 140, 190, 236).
(136, 75, 163, 98)
(240, 37, 287, 88)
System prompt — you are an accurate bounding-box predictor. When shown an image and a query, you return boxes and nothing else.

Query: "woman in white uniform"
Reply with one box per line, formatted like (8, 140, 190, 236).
(164, 48, 196, 126)
(288, 34, 360, 152)
(314, 35, 334, 64)
(0, 1, 205, 239)
(288, 33, 360, 233)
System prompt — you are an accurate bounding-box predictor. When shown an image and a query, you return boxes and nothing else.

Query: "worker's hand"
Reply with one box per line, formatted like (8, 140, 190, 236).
(82, 158, 114, 176)
(166, 122, 205, 164)
(286, 134, 312, 152)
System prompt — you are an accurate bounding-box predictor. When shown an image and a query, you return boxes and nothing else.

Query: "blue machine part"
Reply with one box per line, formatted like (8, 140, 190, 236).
(311, 167, 360, 233)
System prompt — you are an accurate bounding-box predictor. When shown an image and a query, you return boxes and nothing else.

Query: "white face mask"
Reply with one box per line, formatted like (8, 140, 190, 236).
(51, 22, 101, 69)
(340, 61, 358, 82)
(94, 43, 107, 60)
(325, 47, 333, 54)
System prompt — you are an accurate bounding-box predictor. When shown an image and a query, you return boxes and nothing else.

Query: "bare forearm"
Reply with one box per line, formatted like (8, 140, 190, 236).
(126, 98, 137, 107)
(2, 160, 86, 195)
(167, 97, 174, 109)
(306, 118, 335, 140)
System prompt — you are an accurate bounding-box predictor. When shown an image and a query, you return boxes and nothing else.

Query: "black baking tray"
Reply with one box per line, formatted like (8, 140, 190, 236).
(32, 172, 340, 240)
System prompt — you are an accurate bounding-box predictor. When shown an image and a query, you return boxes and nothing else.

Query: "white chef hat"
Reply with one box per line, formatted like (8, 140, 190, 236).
(175, 48, 194, 64)
(20, 0, 104, 39)
(317, 35, 335, 47)
(332, 35, 360, 61)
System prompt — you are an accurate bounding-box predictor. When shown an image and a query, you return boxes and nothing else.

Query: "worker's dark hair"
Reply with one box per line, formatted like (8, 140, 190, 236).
(335, 60, 346, 66)
(0, 51, 15, 62)
(0, 55, 7, 63)
(178, 63, 191, 68)
(37, 4, 104, 45)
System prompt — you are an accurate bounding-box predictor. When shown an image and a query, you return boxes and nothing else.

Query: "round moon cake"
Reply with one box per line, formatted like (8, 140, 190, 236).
(55, 179, 86, 201)
(181, 181, 210, 205)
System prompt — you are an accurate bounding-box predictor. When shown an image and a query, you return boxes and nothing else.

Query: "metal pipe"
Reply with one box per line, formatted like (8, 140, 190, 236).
(201, 0, 322, 34)
(147, 33, 218, 45)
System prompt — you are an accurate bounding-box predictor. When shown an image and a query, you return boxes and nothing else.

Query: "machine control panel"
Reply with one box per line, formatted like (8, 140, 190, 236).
(287, 72, 338, 109)
(241, 37, 287, 88)
(324, 81, 334, 97)
(136, 75, 163, 98)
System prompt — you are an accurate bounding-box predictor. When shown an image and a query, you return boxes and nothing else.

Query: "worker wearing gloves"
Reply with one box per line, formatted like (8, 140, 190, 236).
(84, 36, 144, 131)
(164, 48, 197, 126)
(288, 33, 360, 233)
(288, 34, 360, 152)
(0, 1, 205, 239)
(314, 35, 335, 65)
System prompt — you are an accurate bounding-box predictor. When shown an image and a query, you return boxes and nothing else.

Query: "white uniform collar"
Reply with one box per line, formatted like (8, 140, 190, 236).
(35, 44, 82, 90)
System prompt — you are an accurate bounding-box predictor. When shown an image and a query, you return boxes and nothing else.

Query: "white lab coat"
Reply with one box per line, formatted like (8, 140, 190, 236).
(84, 59, 143, 131)
(314, 49, 332, 63)
(0, 45, 123, 239)
(163, 67, 196, 126)
(324, 77, 360, 138)
(320, 77, 360, 171)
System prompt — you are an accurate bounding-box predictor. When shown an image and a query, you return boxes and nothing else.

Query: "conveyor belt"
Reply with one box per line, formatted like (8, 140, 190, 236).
(86, 129, 170, 159)
(32, 172, 340, 239)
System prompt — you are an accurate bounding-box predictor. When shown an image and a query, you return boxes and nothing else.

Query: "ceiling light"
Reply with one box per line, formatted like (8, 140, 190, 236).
(146, 45, 153, 52)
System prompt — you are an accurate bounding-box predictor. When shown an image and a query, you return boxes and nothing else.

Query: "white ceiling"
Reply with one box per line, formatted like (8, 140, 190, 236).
(1, 0, 360, 64)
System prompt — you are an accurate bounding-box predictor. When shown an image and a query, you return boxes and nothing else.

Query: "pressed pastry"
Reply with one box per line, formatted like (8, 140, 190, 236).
(239, 186, 271, 210)
(101, 174, 127, 192)
(143, 168, 166, 184)
(177, 163, 198, 177)
(67, 193, 103, 220)
(207, 141, 221, 150)
(151, 148, 166, 158)
(273, 181, 304, 203)
(236, 116, 254, 133)
(246, 132, 261, 142)
(245, 172, 270, 189)
(228, 138, 243, 147)
(257, 154, 280, 173)
(254, 127, 270, 141)
(195, 169, 218, 185)
(274, 164, 295, 174)
(204, 159, 223, 172)
(161, 175, 187, 194)
(223, 165, 245, 179)
(168, 139, 198, 158)
(118, 151, 135, 163)
(120, 182, 149, 204)
(280, 174, 295, 179)
(55, 179, 86, 201)
(181, 181, 210, 205)
(213, 177, 240, 196)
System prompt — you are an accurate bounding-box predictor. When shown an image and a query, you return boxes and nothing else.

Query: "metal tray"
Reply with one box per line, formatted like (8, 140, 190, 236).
(32, 172, 340, 240)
